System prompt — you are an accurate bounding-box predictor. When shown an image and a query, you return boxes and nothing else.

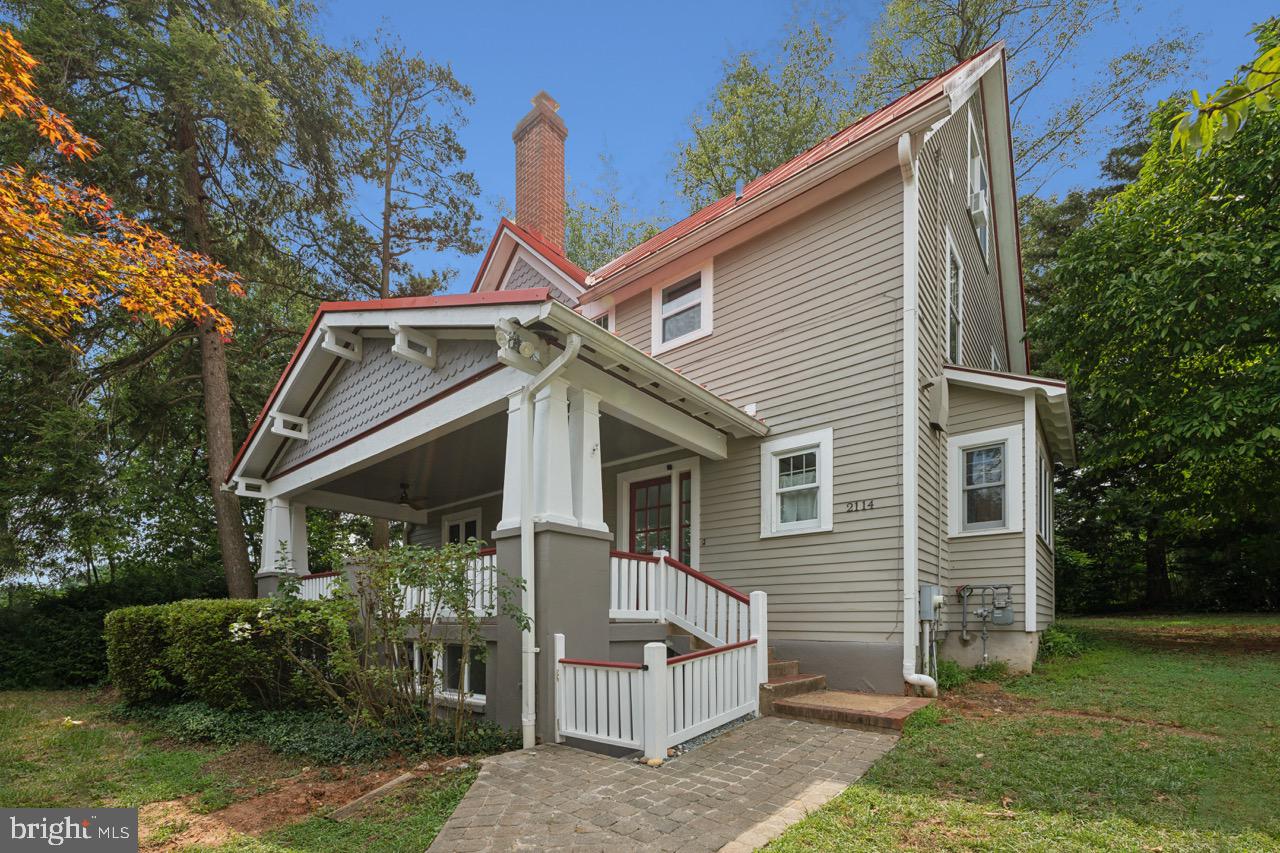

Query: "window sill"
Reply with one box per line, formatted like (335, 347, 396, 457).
(760, 522, 832, 539)
(651, 326, 712, 356)
(949, 525, 1022, 539)
(1036, 531, 1054, 553)
(434, 691, 486, 710)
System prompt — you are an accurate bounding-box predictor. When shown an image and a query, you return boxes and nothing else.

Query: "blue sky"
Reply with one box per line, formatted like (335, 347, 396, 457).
(317, 0, 1273, 292)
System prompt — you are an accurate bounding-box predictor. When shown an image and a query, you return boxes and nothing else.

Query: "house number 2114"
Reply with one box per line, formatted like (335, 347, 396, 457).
(845, 499, 874, 513)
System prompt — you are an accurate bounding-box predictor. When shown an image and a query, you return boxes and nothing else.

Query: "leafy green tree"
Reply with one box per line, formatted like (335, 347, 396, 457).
(671, 20, 856, 209)
(565, 154, 668, 272)
(859, 0, 1191, 191)
(1172, 19, 1280, 153)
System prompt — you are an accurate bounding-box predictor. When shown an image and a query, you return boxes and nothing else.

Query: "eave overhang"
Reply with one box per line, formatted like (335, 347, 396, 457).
(943, 365, 1075, 466)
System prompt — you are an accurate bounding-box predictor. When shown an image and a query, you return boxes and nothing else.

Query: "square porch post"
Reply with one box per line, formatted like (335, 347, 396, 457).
(255, 498, 307, 597)
(569, 387, 608, 533)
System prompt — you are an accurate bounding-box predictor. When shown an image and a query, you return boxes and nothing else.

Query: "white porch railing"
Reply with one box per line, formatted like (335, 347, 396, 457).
(298, 571, 340, 600)
(403, 548, 499, 618)
(609, 550, 752, 647)
(554, 628, 766, 760)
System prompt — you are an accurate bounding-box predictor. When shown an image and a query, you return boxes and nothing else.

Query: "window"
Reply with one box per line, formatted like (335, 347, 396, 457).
(413, 642, 486, 705)
(948, 425, 1023, 537)
(990, 345, 1002, 371)
(442, 508, 481, 545)
(760, 428, 834, 538)
(1037, 448, 1053, 545)
(590, 309, 613, 332)
(968, 112, 991, 261)
(651, 263, 713, 353)
(945, 231, 963, 364)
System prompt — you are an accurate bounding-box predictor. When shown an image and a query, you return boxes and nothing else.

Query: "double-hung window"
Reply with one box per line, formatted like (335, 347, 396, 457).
(412, 642, 486, 706)
(442, 508, 481, 545)
(948, 425, 1023, 536)
(760, 428, 833, 537)
(651, 263, 712, 353)
(968, 112, 990, 261)
(946, 231, 963, 364)
(1036, 448, 1053, 545)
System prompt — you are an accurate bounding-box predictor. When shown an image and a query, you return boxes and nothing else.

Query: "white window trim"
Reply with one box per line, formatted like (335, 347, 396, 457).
(990, 345, 1002, 371)
(967, 109, 991, 263)
(945, 228, 964, 364)
(650, 261, 713, 354)
(441, 507, 482, 545)
(1036, 437, 1054, 551)
(947, 424, 1023, 537)
(413, 642, 486, 708)
(759, 428, 834, 539)
(615, 457, 700, 564)
(585, 303, 615, 333)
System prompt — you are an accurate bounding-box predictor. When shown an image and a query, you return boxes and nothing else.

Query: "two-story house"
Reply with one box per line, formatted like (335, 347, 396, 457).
(227, 42, 1073, 755)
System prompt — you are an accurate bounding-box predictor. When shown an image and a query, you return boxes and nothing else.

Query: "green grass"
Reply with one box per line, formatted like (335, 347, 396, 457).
(0, 689, 478, 851)
(767, 614, 1280, 852)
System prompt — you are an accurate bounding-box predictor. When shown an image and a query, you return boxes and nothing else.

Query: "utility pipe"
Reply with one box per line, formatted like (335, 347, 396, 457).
(517, 331, 582, 749)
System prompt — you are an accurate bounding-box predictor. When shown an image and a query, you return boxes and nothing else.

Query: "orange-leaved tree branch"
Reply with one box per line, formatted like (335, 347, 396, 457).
(0, 28, 240, 343)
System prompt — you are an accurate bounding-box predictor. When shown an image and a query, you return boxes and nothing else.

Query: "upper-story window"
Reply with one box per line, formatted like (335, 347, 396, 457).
(945, 231, 964, 364)
(990, 345, 1002, 371)
(651, 262, 713, 353)
(967, 112, 991, 262)
(590, 309, 612, 332)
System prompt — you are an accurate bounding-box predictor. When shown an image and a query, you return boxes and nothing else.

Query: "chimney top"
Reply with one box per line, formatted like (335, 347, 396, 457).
(512, 91, 567, 251)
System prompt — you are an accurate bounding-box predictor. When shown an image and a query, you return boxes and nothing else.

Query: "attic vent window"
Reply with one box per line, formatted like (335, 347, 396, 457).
(967, 111, 990, 262)
(651, 262, 713, 354)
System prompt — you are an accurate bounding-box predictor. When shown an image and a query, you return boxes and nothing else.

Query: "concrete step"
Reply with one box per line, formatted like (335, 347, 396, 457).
(768, 659, 800, 678)
(771, 690, 933, 733)
(759, 673, 827, 715)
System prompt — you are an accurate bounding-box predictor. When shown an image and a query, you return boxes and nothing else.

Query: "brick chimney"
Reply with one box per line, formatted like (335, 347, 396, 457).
(513, 91, 567, 252)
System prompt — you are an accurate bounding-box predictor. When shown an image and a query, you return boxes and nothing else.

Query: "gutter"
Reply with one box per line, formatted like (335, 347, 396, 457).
(897, 131, 938, 698)
(516, 331, 582, 748)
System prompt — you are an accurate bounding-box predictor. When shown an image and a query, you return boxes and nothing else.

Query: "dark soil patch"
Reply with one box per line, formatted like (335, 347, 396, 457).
(1089, 624, 1280, 654)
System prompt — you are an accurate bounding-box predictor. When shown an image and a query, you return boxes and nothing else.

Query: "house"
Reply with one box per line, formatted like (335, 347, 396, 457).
(226, 42, 1073, 755)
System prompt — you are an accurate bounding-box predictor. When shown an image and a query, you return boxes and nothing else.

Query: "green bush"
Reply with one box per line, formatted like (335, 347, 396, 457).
(105, 599, 334, 710)
(1038, 623, 1088, 661)
(113, 701, 521, 764)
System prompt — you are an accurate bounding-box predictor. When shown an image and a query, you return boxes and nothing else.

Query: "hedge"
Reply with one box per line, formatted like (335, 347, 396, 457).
(104, 599, 334, 710)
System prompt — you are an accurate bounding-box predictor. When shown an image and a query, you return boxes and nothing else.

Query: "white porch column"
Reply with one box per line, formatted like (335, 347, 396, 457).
(289, 503, 309, 575)
(260, 497, 294, 573)
(568, 387, 608, 533)
(497, 392, 525, 532)
(532, 378, 577, 526)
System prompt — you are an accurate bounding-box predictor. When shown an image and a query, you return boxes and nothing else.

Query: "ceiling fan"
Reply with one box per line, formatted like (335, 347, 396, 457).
(396, 483, 429, 511)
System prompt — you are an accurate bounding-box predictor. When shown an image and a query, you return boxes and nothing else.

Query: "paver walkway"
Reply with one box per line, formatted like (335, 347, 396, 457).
(428, 716, 897, 852)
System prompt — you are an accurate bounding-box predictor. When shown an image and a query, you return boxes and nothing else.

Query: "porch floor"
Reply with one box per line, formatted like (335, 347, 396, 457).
(771, 690, 934, 733)
(427, 716, 896, 852)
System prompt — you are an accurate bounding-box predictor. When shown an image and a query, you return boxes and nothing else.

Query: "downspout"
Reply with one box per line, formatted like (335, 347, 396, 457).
(897, 131, 938, 698)
(518, 332, 582, 748)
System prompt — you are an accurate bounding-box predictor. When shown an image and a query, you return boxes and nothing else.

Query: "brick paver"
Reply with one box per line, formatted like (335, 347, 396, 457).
(427, 716, 896, 852)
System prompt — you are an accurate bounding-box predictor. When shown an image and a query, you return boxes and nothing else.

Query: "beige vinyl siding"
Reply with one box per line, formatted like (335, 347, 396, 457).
(944, 384, 1028, 630)
(1035, 415, 1056, 627)
(612, 168, 907, 643)
(407, 491, 505, 549)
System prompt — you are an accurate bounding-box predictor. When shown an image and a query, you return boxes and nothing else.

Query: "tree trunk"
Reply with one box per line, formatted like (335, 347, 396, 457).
(175, 108, 255, 598)
(1143, 520, 1172, 609)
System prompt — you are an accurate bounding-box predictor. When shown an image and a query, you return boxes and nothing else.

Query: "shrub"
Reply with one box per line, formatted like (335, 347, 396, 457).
(113, 701, 520, 764)
(1038, 623, 1088, 661)
(105, 599, 335, 710)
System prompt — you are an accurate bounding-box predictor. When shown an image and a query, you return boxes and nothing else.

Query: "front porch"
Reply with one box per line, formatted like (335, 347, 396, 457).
(227, 290, 771, 754)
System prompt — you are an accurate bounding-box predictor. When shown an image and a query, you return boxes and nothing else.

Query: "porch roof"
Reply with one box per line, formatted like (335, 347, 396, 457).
(226, 289, 767, 490)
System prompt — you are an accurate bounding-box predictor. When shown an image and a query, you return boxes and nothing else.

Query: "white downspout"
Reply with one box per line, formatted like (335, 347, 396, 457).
(898, 131, 938, 698)
(518, 332, 582, 748)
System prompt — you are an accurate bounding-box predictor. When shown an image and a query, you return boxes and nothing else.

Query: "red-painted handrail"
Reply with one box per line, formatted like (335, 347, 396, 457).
(300, 571, 340, 579)
(609, 549, 661, 563)
(666, 638, 757, 665)
(662, 556, 751, 604)
(559, 657, 644, 670)
(477, 547, 497, 556)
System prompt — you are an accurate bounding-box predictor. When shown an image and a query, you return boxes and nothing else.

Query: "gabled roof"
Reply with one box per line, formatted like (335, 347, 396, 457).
(587, 44, 1003, 286)
(470, 217, 588, 294)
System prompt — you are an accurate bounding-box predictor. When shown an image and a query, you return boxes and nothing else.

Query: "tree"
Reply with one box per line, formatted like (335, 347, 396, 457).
(1031, 93, 1280, 609)
(347, 30, 482, 299)
(1171, 18, 1280, 153)
(858, 0, 1192, 191)
(564, 154, 668, 272)
(0, 29, 237, 343)
(4, 0, 350, 597)
(671, 20, 856, 209)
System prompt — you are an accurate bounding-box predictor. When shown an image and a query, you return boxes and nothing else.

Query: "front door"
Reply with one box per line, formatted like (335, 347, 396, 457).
(627, 471, 692, 562)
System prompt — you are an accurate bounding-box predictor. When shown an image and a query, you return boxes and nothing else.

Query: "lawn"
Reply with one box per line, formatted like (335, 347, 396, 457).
(0, 690, 475, 850)
(766, 614, 1280, 852)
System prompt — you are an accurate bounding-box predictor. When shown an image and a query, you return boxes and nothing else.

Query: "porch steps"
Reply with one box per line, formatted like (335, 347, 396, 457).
(771, 690, 933, 733)
(768, 658, 800, 679)
(759, 672, 827, 715)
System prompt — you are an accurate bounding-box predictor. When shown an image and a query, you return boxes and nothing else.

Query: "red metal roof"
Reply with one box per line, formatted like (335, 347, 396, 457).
(225, 288, 551, 483)
(469, 217, 588, 292)
(589, 45, 1001, 285)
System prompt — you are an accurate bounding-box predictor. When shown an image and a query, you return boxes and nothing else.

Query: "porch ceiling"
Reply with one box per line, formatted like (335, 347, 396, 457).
(315, 411, 675, 512)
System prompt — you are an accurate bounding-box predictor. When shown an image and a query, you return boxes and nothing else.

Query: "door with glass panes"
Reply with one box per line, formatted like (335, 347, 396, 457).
(627, 472, 693, 563)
